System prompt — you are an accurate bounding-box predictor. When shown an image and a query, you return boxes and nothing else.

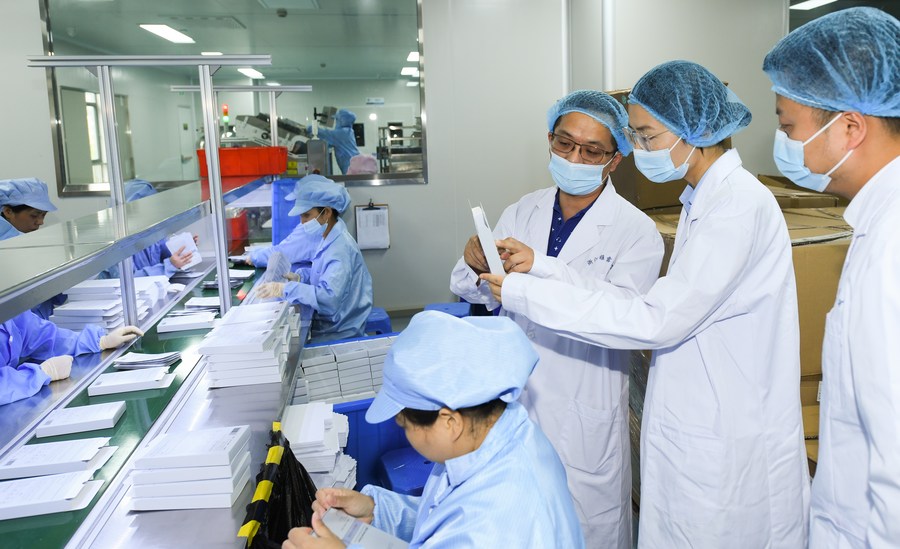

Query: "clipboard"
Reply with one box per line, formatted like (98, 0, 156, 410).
(355, 200, 390, 250)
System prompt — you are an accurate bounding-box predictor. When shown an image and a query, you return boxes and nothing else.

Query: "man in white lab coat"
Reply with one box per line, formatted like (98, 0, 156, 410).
(450, 90, 663, 549)
(481, 62, 810, 548)
(763, 8, 900, 547)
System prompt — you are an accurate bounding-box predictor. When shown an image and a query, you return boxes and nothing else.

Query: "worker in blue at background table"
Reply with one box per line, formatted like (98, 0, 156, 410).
(1, 310, 143, 406)
(451, 89, 662, 549)
(256, 177, 372, 343)
(245, 175, 329, 268)
(764, 8, 900, 547)
(0, 177, 56, 239)
(99, 179, 196, 279)
(481, 61, 810, 548)
(307, 109, 360, 175)
(282, 311, 585, 549)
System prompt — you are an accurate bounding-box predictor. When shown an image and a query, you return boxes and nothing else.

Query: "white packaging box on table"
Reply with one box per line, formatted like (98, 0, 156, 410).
(339, 371, 372, 386)
(0, 470, 104, 520)
(197, 329, 277, 355)
(300, 346, 336, 368)
(364, 338, 392, 357)
(133, 446, 250, 485)
(303, 361, 338, 375)
(337, 357, 369, 372)
(133, 425, 250, 469)
(0, 438, 116, 480)
(338, 364, 371, 379)
(304, 370, 339, 384)
(131, 453, 251, 498)
(88, 367, 175, 397)
(330, 343, 368, 363)
(36, 401, 126, 438)
(205, 338, 280, 364)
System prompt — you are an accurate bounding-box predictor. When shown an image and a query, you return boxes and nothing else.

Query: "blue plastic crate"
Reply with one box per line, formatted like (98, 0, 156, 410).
(378, 446, 432, 496)
(272, 178, 300, 246)
(424, 302, 471, 318)
(334, 397, 410, 490)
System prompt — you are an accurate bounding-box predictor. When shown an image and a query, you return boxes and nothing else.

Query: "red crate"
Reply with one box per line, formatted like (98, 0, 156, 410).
(197, 146, 288, 177)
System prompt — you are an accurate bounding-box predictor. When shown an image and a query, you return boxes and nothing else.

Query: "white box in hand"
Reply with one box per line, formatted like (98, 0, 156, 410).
(165, 232, 202, 270)
(471, 205, 505, 276)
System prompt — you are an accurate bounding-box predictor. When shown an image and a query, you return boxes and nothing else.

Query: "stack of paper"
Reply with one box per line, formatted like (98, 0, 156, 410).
(300, 346, 339, 401)
(157, 311, 218, 333)
(365, 338, 391, 392)
(296, 336, 393, 403)
(88, 367, 175, 396)
(165, 232, 202, 270)
(0, 470, 104, 520)
(129, 425, 252, 511)
(0, 438, 117, 480)
(309, 454, 357, 491)
(184, 296, 221, 312)
(49, 299, 126, 331)
(54, 277, 169, 331)
(114, 351, 181, 369)
(334, 342, 373, 399)
(36, 402, 127, 438)
(281, 403, 351, 474)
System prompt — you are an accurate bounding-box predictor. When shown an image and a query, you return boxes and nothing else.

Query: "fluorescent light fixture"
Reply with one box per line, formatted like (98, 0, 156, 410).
(789, 0, 838, 10)
(238, 68, 265, 79)
(406, 81, 419, 87)
(400, 66, 418, 76)
(201, 51, 223, 56)
(369, 113, 378, 121)
(139, 24, 195, 44)
(265, 81, 281, 86)
(407, 51, 419, 62)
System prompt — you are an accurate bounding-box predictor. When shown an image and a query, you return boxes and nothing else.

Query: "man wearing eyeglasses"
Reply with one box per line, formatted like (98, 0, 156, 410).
(450, 90, 663, 549)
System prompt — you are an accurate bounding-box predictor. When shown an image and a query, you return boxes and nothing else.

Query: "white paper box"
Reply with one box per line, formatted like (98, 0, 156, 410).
(134, 425, 251, 469)
(338, 364, 371, 379)
(130, 467, 249, 511)
(0, 439, 116, 480)
(337, 357, 370, 371)
(303, 370, 339, 383)
(303, 361, 338, 375)
(88, 368, 174, 397)
(0, 471, 103, 520)
(339, 371, 372, 385)
(36, 402, 126, 438)
(132, 455, 250, 498)
(330, 343, 368, 363)
(133, 445, 250, 486)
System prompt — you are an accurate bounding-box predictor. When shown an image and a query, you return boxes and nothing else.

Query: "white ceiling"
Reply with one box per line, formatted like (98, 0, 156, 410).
(47, 0, 420, 82)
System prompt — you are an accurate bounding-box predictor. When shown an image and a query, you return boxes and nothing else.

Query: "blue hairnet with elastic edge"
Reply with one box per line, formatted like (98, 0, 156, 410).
(124, 179, 156, 202)
(365, 311, 539, 424)
(629, 60, 752, 147)
(0, 178, 57, 212)
(285, 174, 331, 201)
(288, 177, 351, 216)
(547, 90, 633, 157)
(335, 109, 356, 128)
(763, 7, 900, 117)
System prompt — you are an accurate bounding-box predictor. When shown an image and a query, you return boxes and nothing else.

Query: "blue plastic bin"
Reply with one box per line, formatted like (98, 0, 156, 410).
(334, 397, 410, 490)
(377, 446, 433, 496)
(272, 178, 300, 246)
(365, 307, 392, 335)
(424, 302, 471, 318)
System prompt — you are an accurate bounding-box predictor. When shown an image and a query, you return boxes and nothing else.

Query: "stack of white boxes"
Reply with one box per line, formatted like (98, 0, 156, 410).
(129, 425, 252, 511)
(198, 302, 297, 388)
(50, 277, 168, 331)
(281, 403, 356, 489)
(296, 335, 396, 402)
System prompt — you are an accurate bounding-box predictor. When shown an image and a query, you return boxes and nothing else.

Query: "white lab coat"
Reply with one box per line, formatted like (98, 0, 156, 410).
(450, 180, 663, 549)
(810, 157, 900, 548)
(502, 150, 810, 548)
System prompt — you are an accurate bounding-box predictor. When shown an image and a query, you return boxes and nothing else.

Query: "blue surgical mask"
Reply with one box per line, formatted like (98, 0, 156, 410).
(772, 113, 854, 193)
(548, 152, 612, 196)
(632, 137, 696, 183)
(301, 210, 326, 237)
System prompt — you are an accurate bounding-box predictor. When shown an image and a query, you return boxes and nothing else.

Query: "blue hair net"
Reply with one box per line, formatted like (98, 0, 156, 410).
(0, 178, 57, 212)
(547, 90, 633, 156)
(334, 109, 356, 128)
(288, 177, 351, 216)
(285, 174, 330, 201)
(629, 61, 752, 147)
(124, 179, 156, 202)
(366, 311, 538, 423)
(763, 7, 900, 117)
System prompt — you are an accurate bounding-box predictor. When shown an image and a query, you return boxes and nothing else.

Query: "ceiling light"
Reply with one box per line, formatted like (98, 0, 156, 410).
(201, 51, 223, 56)
(400, 67, 418, 76)
(266, 82, 281, 86)
(238, 68, 265, 79)
(139, 24, 195, 44)
(789, 0, 838, 10)
(407, 51, 419, 62)
(369, 113, 378, 121)
(406, 81, 419, 87)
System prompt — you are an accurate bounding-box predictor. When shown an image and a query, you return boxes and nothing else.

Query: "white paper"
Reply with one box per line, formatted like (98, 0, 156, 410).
(0, 471, 103, 520)
(114, 352, 181, 365)
(355, 206, 390, 250)
(185, 296, 221, 309)
(228, 269, 255, 280)
(321, 508, 408, 548)
(0, 438, 113, 480)
(88, 368, 173, 396)
(471, 205, 505, 276)
(36, 401, 126, 438)
(134, 425, 251, 469)
(157, 313, 218, 333)
(165, 232, 202, 270)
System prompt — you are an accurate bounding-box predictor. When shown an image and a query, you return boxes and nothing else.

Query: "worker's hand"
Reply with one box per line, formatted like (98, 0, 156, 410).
(479, 273, 506, 303)
(192, 234, 200, 245)
(282, 516, 345, 549)
(99, 326, 144, 350)
(497, 237, 534, 274)
(283, 272, 301, 282)
(311, 488, 374, 525)
(40, 355, 73, 381)
(463, 235, 490, 275)
(257, 282, 286, 299)
(169, 246, 194, 270)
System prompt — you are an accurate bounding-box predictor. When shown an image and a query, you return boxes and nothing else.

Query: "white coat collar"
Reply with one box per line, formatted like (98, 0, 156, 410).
(682, 148, 743, 222)
(843, 156, 900, 235)
(538, 177, 620, 263)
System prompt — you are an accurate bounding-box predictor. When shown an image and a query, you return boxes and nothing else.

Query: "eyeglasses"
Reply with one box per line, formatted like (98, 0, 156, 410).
(549, 133, 617, 165)
(623, 127, 671, 151)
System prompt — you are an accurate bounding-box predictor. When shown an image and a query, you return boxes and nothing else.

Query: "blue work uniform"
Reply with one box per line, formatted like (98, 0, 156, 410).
(0, 217, 67, 319)
(249, 223, 317, 267)
(1, 311, 103, 405)
(0, 216, 22, 240)
(281, 218, 372, 343)
(99, 239, 177, 279)
(359, 402, 585, 548)
(308, 110, 360, 175)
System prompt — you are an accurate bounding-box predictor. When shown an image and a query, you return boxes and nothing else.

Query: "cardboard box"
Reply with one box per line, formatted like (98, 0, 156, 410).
(758, 174, 849, 207)
(650, 207, 851, 377)
(800, 376, 823, 407)
(802, 404, 820, 439)
(806, 440, 819, 464)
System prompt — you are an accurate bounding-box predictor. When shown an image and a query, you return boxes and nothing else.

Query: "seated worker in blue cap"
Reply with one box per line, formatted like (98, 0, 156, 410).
(283, 311, 585, 549)
(1, 310, 143, 406)
(245, 175, 331, 268)
(99, 179, 197, 279)
(308, 109, 361, 175)
(0, 177, 57, 239)
(256, 177, 372, 343)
